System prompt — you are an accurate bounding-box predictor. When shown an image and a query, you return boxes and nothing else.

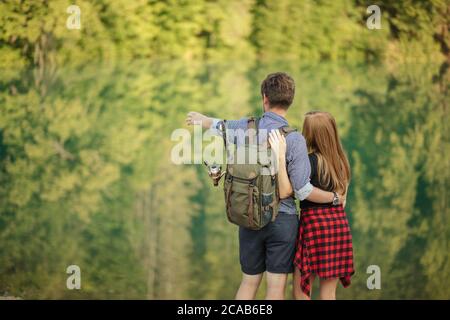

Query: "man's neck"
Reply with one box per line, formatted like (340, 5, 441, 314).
(267, 107, 287, 118)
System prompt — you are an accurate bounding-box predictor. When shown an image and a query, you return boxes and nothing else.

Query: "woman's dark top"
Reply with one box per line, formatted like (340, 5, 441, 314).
(300, 153, 334, 209)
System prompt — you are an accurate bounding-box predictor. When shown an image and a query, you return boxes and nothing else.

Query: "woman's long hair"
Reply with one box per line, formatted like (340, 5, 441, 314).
(302, 111, 351, 195)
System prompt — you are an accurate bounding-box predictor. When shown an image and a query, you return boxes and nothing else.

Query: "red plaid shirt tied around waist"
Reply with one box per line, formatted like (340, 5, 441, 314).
(294, 205, 355, 297)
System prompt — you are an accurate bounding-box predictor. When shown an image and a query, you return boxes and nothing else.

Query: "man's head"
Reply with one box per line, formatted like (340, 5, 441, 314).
(260, 72, 295, 112)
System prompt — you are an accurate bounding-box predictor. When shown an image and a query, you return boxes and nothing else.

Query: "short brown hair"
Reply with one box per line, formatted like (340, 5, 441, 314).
(260, 72, 295, 109)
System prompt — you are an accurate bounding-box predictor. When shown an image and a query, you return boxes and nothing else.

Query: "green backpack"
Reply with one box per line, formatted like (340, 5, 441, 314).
(222, 117, 296, 230)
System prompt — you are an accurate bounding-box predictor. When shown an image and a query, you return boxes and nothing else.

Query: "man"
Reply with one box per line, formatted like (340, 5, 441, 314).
(186, 72, 342, 300)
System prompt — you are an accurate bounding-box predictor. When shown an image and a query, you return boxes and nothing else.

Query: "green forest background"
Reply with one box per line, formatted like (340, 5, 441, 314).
(0, 0, 449, 299)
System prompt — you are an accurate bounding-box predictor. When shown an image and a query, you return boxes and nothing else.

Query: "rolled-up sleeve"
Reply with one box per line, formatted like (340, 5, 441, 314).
(286, 132, 313, 201)
(210, 118, 224, 135)
(209, 117, 248, 145)
(295, 181, 314, 200)
(210, 118, 247, 131)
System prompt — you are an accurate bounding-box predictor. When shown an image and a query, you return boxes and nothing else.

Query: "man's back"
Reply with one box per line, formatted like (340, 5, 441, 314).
(212, 111, 313, 214)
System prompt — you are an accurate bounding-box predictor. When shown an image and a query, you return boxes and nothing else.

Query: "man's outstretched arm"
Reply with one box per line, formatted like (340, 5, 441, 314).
(186, 111, 248, 142)
(186, 111, 213, 129)
(186, 111, 246, 129)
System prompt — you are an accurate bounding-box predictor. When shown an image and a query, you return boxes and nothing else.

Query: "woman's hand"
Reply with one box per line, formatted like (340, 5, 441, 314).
(268, 129, 287, 161)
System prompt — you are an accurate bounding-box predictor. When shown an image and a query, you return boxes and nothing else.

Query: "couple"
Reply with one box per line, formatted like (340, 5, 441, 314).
(186, 72, 354, 300)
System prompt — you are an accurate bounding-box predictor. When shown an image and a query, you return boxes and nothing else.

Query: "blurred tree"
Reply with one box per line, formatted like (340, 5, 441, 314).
(0, 0, 448, 300)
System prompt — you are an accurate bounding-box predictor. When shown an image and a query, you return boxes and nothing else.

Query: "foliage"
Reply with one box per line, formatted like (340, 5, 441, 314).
(0, 0, 448, 299)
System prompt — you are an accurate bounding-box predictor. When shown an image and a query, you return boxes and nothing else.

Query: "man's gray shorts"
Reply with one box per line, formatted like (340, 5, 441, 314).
(239, 213, 299, 275)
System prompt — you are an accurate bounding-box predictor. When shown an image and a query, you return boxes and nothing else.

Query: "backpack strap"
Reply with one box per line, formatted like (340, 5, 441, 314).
(246, 117, 260, 145)
(221, 120, 227, 148)
(279, 126, 297, 136)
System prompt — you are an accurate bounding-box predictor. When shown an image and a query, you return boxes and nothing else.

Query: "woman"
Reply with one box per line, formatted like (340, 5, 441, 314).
(269, 111, 354, 300)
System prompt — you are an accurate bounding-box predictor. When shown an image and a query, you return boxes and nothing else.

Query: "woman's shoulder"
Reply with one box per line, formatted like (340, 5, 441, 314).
(308, 153, 318, 174)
